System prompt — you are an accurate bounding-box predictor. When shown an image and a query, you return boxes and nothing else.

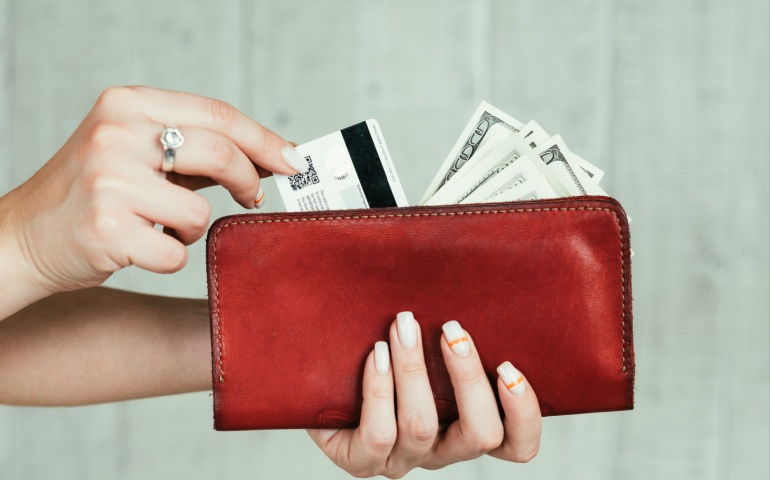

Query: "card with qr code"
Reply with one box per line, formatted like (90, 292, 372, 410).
(274, 120, 409, 211)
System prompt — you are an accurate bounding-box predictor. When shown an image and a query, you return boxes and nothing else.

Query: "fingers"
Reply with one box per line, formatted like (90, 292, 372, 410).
(111, 86, 307, 176)
(430, 321, 504, 465)
(134, 124, 265, 209)
(121, 222, 189, 274)
(308, 314, 542, 478)
(489, 362, 542, 463)
(345, 342, 397, 476)
(388, 312, 440, 472)
(128, 176, 211, 246)
(168, 126, 264, 208)
(306, 343, 396, 479)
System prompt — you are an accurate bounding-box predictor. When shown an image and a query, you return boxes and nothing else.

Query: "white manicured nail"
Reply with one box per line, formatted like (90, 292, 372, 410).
(442, 320, 470, 357)
(281, 145, 309, 174)
(254, 186, 265, 209)
(396, 311, 417, 349)
(374, 341, 390, 375)
(497, 361, 526, 396)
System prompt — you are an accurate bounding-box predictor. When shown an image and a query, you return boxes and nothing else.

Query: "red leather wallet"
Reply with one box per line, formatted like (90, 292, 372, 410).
(206, 196, 634, 430)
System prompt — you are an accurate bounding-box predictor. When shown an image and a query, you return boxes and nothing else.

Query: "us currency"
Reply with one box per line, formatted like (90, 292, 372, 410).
(479, 175, 558, 203)
(519, 120, 549, 147)
(419, 101, 524, 205)
(461, 155, 545, 204)
(534, 135, 608, 197)
(426, 132, 539, 205)
(521, 121, 605, 183)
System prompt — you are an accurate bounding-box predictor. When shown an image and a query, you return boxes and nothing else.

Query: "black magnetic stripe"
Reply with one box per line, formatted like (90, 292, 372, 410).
(341, 122, 397, 208)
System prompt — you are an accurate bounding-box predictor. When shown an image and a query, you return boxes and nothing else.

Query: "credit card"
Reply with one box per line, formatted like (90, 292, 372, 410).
(275, 120, 409, 211)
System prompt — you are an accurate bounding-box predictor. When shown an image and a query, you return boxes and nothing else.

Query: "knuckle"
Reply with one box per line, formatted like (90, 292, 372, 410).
(94, 86, 137, 111)
(404, 416, 438, 444)
(255, 125, 276, 154)
(368, 385, 392, 401)
(456, 367, 489, 387)
(473, 425, 505, 454)
(208, 137, 235, 173)
(385, 470, 409, 480)
(209, 99, 236, 128)
(87, 209, 120, 244)
(511, 445, 540, 463)
(162, 243, 188, 272)
(81, 167, 118, 197)
(85, 121, 124, 154)
(361, 428, 396, 451)
(350, 468, 380, 479)
(398, 361, 426, 380)
(187, 199, 211, 231)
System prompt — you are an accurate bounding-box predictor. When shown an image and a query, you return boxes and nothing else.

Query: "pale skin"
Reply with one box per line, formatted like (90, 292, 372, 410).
(0, 86, 542, 478)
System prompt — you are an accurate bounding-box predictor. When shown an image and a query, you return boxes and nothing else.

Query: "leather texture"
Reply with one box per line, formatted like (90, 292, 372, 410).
(206, 196, 634, 430)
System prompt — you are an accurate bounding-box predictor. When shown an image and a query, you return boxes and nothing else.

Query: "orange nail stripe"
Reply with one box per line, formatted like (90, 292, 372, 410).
(448, 336, 468, 348)
(506, 376, 524, 390)
(255, 191, 265, 204)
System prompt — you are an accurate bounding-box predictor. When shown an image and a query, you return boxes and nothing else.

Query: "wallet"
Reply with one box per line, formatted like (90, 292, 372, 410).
(206, 195, 634, 430)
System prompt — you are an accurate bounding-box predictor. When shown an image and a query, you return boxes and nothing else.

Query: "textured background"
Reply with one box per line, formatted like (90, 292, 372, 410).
(1, 1, 768, 479)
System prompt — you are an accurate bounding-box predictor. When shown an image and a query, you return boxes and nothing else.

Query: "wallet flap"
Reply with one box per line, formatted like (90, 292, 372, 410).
(207, 196, 633, 430)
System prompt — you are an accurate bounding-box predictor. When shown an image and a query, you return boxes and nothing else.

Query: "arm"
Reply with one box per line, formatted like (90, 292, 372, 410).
(0, 85, 304, 323)
(0, 188, 56, 320)
(0, 287, 211, 405)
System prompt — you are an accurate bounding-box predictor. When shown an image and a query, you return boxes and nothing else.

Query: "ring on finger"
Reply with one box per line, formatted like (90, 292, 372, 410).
(159, 125, 185, 172)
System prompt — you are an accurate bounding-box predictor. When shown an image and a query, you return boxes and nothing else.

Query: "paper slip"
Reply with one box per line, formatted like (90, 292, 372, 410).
(275, 120, 409, 211)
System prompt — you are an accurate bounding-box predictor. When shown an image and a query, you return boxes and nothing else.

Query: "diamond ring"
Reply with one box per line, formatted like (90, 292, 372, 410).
(160, 126, 184, 172)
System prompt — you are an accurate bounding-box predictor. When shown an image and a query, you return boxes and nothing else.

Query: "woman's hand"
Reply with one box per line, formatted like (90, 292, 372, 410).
(0, 86, 307, 316)
(307, 313, 542, 478)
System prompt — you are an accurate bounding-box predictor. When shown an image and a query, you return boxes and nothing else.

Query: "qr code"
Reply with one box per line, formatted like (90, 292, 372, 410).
(288, 156, 320, 191)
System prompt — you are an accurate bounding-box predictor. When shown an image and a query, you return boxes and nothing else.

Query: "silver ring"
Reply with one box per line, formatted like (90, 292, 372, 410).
(160, 126, 184, 172)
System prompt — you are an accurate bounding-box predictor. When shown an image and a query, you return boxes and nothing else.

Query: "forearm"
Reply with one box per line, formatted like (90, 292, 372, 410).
(0, 187, 55, 320)
(0, 286, 212, 405)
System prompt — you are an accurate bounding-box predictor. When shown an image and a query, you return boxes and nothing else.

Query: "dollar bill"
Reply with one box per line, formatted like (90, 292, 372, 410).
(478, 175, 558, 203)
(534, 135, 609, 197)
(426, 132, 537, 205)
(519, 120, 550, 147)
(419, 101, 523, 205)
(421, 103, 629, 246)
(569, 150, 605, 184)
(521, 121, 605, 183)
(461, 155, 545, 204)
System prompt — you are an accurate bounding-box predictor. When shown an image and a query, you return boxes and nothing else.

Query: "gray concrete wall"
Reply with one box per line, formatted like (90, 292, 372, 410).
(1, 1, 768, 479)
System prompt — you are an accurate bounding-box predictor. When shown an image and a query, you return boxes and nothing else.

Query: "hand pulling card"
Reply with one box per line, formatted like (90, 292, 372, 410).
(275, 120, 409, 211)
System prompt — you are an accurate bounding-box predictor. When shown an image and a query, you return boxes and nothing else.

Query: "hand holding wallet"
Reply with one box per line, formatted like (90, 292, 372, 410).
(206, 196, 634, 430)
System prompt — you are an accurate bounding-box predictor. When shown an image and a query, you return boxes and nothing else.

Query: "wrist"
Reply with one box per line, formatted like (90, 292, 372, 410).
(0, 188, 57, 319)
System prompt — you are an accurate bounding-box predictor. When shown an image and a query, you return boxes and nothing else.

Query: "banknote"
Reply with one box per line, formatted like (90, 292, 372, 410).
(425, 132, 538, 205)
(461, 155, 545, 204)
(533, 135, 608, 197)
(519, 120, 549, 147)
(420, 101, 628, 244)
(520, 121, 605, 183)
(570, 150, 605, 184)
(419, 101, 523, 205)
(480, 175, 558, 203)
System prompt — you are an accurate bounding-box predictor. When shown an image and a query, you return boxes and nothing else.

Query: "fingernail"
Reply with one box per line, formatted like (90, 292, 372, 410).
(442, 320, 470, 357)
(281, 145, 309, 174)
(396, 311, 417, 349)
(288, 141, 298, 147)
(254, 186, 266, 209)
(497, 361, 526, 396)
(374, 341, 390, 375)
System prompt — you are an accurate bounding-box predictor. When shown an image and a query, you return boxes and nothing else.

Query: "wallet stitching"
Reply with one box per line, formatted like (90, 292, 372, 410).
(212, 206, 628, 381)
(212, 236, 224, 383)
